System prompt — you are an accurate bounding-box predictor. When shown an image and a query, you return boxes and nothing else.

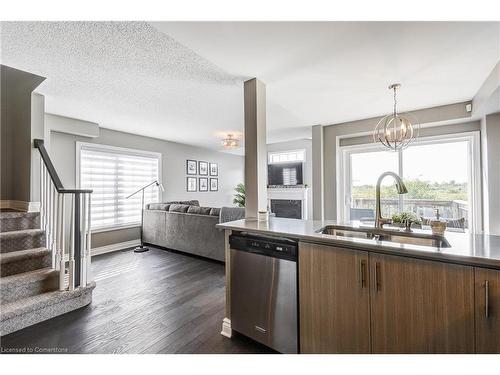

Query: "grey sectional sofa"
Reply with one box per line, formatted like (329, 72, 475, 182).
(142, 200, 244, 262)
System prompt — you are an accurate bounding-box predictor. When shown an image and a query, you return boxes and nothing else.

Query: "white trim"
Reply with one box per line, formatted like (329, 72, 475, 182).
(91, 239, 141, 256)
(220, 317, 232, 338)
(0, 200, 40, 212)
(337, 131, 482, 233)
(268, 149, 306, 164)
(91, 224, 140, 234)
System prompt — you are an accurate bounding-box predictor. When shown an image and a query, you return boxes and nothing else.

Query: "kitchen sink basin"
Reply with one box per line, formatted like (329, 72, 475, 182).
(317, 225, 451, 248)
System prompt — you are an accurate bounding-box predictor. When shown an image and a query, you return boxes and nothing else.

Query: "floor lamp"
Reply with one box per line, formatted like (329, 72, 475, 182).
(126, 180, 164, 253)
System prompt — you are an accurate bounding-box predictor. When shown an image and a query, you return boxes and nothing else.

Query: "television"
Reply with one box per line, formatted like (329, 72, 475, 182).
(268, 162, 303, 186)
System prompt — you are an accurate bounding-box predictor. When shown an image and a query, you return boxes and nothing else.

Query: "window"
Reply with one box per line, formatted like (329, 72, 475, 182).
(268, 149, 305, 164)
(77, 143, 161, 230)
(338, 132, 481, 232)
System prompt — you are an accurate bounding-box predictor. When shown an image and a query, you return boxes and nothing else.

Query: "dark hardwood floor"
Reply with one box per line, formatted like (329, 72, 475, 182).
(0, 247, 274, 354)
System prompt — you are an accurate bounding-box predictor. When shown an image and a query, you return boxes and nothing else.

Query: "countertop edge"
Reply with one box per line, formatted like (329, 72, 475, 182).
(217, 220, 500, 270)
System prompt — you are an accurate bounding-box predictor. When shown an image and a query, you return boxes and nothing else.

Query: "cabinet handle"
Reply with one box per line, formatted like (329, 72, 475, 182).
(359, 260, 367, 288)
(485, 280, 490, 318)
(375, 262, 381, 292)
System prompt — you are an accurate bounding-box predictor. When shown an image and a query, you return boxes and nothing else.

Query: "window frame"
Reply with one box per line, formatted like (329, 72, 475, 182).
(268, 149, 306, 164)
(337, 131, 482, 233)
(76, 142, 162, 232)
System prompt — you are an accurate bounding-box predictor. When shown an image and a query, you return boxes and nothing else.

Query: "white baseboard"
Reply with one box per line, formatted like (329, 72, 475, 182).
(0, 200, 40, 212)
(91, 239, 141, 256)
(221, 317, 232, 338)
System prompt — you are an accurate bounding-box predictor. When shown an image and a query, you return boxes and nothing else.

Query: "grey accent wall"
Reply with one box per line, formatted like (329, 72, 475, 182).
(30, 93, 45, 203)
(312, 125, 324, 220)
(481, 113, 500, 235)
(317, 101, 475, 220)
(1, 65, 45, 202)
(267, 138, 313, 219)
(49, 125, 244, 248)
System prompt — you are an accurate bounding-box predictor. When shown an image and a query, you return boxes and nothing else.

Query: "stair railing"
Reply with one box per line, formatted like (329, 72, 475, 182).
(34, 139, 93, 291)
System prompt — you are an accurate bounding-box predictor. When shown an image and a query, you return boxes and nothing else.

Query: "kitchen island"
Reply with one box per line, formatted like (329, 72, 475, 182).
(216, 217, 500, 354)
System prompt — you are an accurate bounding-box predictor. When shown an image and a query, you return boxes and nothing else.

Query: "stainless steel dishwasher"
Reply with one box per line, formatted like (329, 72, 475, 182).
(229, 232, 298, 354)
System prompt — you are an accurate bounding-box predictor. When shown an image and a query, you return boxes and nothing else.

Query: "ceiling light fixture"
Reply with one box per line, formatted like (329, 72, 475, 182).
(221, 134, 239, 149)
(373, 83, 419, 151)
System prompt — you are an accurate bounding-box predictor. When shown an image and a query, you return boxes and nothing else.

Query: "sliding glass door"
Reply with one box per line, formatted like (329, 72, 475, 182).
(339, 132, 480, 232)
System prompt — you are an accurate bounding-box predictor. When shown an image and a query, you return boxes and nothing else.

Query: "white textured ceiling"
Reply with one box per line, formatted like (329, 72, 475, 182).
(1, 21, 499, 150)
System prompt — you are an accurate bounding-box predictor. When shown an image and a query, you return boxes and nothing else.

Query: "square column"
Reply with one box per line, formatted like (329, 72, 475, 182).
(244, 78, 267, 218)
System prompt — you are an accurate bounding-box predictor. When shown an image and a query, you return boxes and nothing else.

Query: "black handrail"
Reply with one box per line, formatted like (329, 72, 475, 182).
(34, 139, 93, 194)
(34, 138, 92, 288)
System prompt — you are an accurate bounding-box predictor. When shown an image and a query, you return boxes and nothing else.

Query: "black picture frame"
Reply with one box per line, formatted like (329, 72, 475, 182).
(199, 177, 209, 191)
(210, 178, 218, 191)
(186, 160, 197, 175)
(198, 161, 208, 175)
(186, 177, 197, 192)
(209, 162, 218, 176)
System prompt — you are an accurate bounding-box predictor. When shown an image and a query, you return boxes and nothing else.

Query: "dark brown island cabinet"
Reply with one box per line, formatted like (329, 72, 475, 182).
(299, 241, 500, 354)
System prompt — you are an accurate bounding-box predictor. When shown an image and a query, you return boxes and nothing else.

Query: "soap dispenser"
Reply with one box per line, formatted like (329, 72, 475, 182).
(429, 209, 447, 235)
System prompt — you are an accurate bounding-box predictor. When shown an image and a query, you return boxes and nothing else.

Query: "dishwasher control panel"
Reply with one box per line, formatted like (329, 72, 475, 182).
(229, 232, 297, 261)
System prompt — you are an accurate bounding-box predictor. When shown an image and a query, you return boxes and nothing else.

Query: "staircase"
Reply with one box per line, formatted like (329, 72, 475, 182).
(0, 211, 95, 335)
(1, 138, 95, 336)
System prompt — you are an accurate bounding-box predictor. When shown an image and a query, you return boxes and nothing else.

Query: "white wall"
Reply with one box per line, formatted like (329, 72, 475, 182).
(48, 116, 244, 247)
(267, 138, 313, 219)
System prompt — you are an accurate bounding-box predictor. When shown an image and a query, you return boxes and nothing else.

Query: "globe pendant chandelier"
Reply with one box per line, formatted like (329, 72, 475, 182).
(373, 83, 419, 151)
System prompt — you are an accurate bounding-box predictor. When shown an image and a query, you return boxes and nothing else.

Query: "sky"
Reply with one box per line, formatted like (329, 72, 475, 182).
(351, 141, 469, 186)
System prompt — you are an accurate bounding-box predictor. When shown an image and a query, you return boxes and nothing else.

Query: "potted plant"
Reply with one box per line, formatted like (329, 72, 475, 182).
(233, 183, 245, 207)
(392, 211, 422, 229)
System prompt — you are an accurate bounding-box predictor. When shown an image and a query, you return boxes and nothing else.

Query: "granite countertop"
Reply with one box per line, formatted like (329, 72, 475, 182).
(216, 217, 500, 269)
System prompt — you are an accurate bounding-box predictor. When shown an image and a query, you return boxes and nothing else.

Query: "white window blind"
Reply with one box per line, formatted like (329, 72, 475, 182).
(78, 144, 160, 230)
(268, 149, 305, 164)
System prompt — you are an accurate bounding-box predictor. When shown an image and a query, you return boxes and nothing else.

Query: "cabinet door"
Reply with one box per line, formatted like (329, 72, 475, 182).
(299, 242, 370, 353)
(475, 267, 500, 353)
(370, 253, 474, 353)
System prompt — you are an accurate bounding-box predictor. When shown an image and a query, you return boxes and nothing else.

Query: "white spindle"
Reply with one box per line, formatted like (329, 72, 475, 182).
(86, 194, 92, 284)
(39, 157, 44, 229)
(81, 194, 87, 286)
(58, 193, 66, 290)
(44, 169, 49, 248)
(69, 195, 75, 291)
(51, 184, 57, 268)
(47, 180, 53, 261)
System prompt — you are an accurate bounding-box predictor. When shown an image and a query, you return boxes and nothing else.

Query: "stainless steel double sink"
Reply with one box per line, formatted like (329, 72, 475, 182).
(316, 224, 451, 248)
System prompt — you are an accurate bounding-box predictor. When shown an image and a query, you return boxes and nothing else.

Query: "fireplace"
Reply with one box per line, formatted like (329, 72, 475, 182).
(271, 199, 302, 219)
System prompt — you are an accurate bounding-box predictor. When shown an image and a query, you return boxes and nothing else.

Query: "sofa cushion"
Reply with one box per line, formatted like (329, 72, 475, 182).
(169, 204, 191, 213)
(147, 203, 171, 211)
(166, 200, 200, 206)
(209, 207, 221, 217)
(219, 207, 245, 223)
(187, 206, 212, 215)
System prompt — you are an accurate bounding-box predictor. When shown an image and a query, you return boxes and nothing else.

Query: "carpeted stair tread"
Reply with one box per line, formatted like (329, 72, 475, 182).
(0, 212, 40, 233)
(0, 282, 96, 322)
(0, 247, 50, 264)
(0, 267, 57, 285)
(0, 210, 94, 336)
(0, 268, 59, 304)
(0, 229, 45, 253)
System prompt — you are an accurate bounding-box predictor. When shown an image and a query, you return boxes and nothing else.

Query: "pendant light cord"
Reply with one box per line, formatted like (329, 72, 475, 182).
(393, 85, 397, 117)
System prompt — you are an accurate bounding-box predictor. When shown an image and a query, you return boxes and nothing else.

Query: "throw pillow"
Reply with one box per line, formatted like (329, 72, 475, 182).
(169, 204, 190, 213)
(147, 203, 170, 211)
(209, 207, 221, 217)
(187, 206, 212, 215)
